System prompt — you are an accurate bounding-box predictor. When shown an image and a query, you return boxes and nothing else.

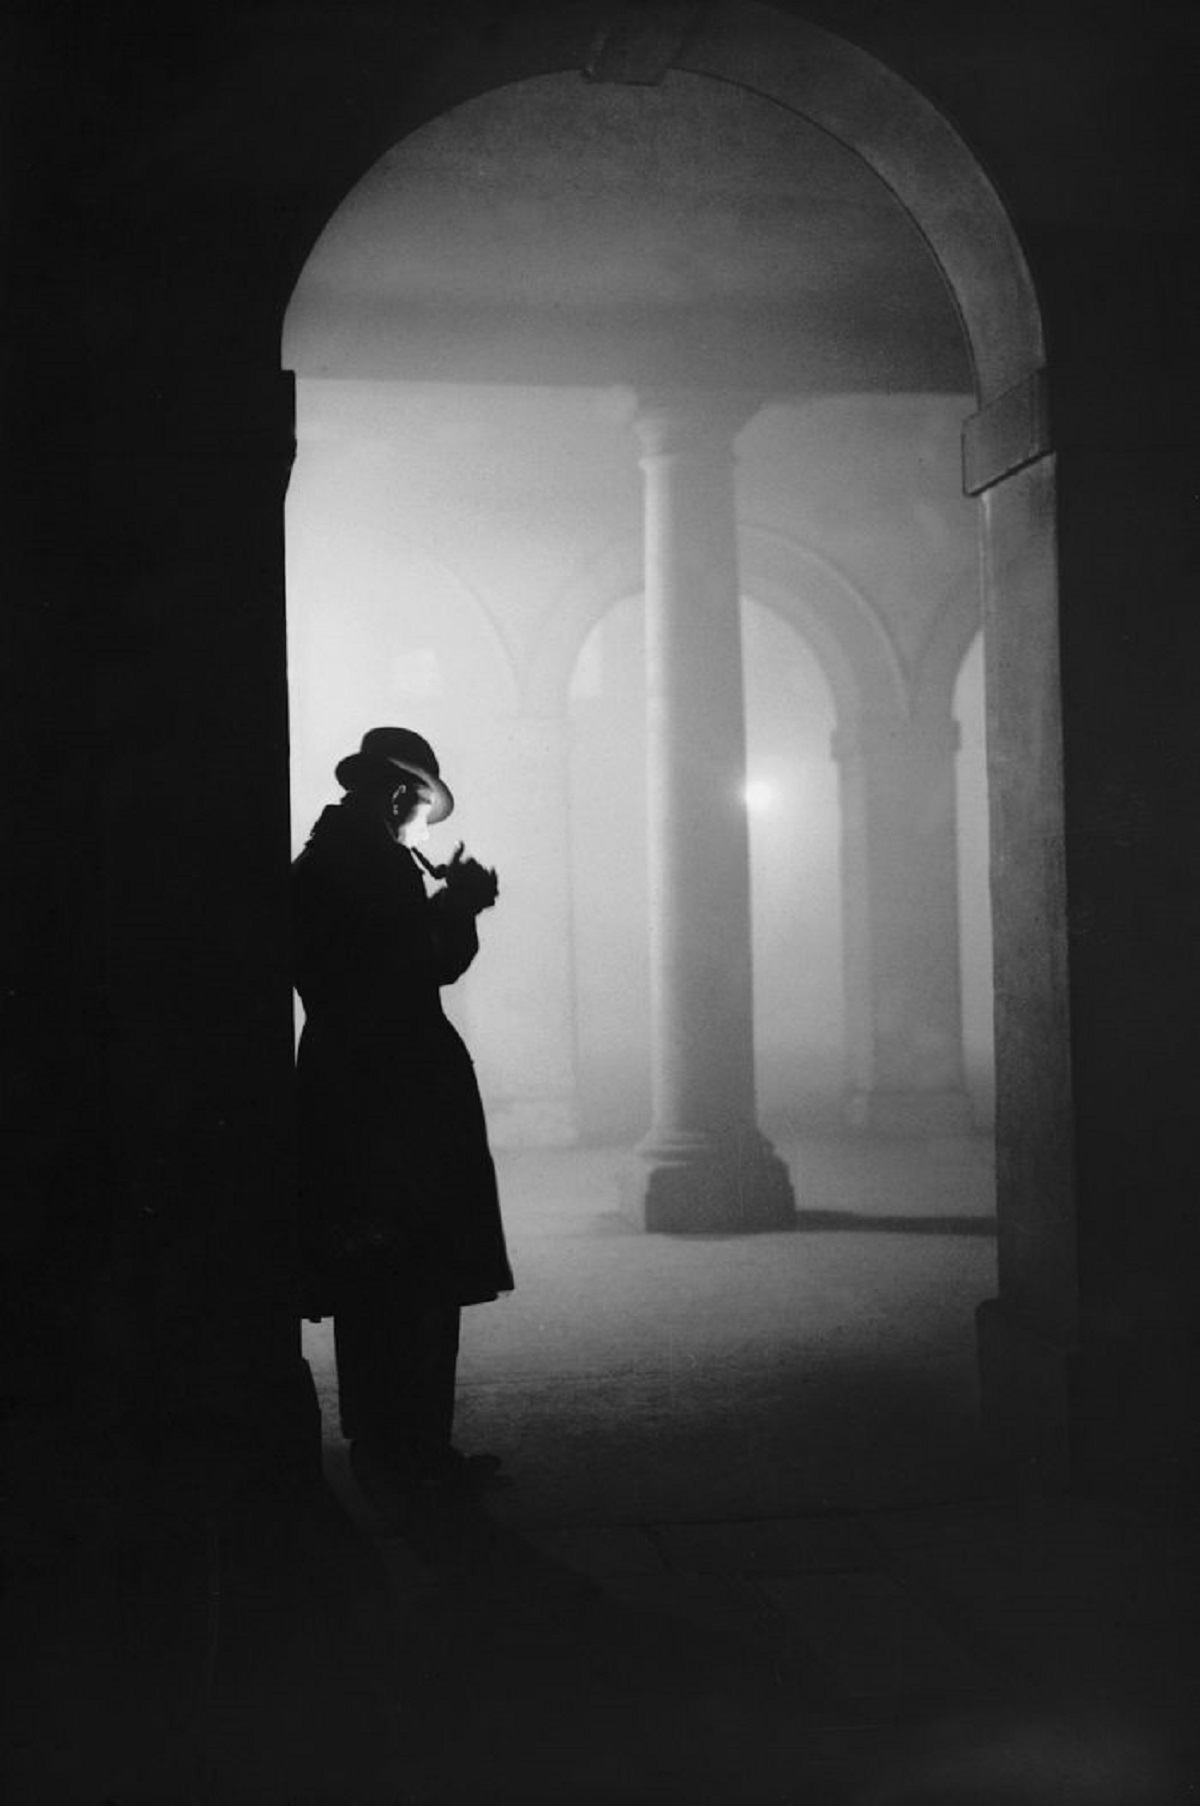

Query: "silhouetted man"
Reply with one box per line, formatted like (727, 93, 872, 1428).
(292, 727, 512, 1505)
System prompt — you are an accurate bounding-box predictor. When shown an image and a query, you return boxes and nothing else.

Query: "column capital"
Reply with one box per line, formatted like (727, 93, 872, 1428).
(633, 387, 764, 458)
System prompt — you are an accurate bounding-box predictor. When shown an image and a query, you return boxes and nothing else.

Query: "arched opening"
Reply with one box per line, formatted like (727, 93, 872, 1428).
(744, 599, 844, 1130)
(283, 75, 989, 1141)
(283, 42, 1019, 1509)
(566, 590, 844, 1143)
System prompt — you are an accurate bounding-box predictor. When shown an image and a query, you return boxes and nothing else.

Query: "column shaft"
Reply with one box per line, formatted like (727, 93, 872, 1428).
(626, 395, 794, 1231)
(644, 415, 755, 1131)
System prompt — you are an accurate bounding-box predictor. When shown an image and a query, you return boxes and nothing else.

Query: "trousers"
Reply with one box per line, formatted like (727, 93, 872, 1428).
(332, 1266, 462, 1470)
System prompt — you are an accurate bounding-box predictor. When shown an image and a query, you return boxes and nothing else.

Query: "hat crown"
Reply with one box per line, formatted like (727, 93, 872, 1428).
(358, 726, 441, 778)
(334, 725, 455, 822)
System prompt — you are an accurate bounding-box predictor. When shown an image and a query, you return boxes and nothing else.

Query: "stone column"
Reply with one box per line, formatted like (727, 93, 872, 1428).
(964, 373, 1076, 1489)
(624, 392, 795, 1232)
(835, 714, 975, 1134)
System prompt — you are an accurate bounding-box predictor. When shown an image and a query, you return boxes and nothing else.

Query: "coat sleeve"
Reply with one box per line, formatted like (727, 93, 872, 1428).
(427, 888, 481, 985)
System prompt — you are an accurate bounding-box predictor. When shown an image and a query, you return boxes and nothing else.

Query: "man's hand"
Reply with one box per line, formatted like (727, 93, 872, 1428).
(441, 843, 499, 912)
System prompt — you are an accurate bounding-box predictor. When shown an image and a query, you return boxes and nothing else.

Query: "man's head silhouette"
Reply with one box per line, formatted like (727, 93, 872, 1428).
(334, 727, 454, 823)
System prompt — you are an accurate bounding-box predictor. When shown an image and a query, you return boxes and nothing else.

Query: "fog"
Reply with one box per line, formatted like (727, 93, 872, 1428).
(285, 379, 993, 1146)
(283, 68, 993, 1153)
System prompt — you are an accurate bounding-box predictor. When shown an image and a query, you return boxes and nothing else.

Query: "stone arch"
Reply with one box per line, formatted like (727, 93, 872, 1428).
(522, 538, 643, 717)
(299, 527, 521, 712)
(911, 570, 985, 733)
(279, 4, 1042, 404)
(738, 524, 908, 734)
(910, 574, 995, 1127)
(530, 522, 880, 1144)
(378, 540, 522, 718)
(523, 522, 905, 733)
(676, 6, 1043, 401)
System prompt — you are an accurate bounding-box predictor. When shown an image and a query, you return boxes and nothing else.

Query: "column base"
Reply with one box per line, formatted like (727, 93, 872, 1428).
(845, 1086, 976, 1135)
(622, 1128, 797, 1234)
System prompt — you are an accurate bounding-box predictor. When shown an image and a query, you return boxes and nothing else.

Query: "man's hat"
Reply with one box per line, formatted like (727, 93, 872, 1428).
(334, 727, 454, 823)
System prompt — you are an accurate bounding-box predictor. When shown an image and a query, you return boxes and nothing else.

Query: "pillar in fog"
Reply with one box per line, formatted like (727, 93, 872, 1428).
(624, 391, 795, 1231)
(836, 714, 974, 1133)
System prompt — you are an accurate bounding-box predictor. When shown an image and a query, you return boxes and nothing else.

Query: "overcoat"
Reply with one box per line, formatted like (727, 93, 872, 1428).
(291, 800, 513, 1318)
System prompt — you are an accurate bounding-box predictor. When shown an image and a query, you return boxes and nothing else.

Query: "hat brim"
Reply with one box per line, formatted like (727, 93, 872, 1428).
(334, 751, 454, 823)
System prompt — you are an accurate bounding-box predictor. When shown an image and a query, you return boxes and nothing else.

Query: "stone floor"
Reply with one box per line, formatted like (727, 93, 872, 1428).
(338, 1483, 1199, 1805)
(304, 1139, 1195, 1803)
(5, 1137, 1198, 1803)
(308, 1134, 1004, 1520)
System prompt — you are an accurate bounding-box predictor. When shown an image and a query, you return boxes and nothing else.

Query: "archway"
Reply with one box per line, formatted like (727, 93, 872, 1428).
(281, 1, 1064, 1471)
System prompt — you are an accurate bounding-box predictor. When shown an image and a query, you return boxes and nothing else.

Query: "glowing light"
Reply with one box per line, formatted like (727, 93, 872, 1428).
(743, 780, 776, 815)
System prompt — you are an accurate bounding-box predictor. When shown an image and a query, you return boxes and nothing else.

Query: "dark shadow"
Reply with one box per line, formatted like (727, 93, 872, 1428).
(331, 1477, 840, 1805)
(795, 1210, 998, 1237)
